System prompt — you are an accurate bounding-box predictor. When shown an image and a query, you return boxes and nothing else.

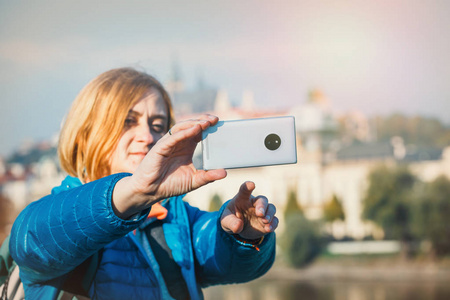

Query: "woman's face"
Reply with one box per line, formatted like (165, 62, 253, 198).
(110, 88, 169, 174)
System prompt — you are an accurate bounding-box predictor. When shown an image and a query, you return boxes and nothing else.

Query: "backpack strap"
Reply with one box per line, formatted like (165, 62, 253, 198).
(1, 266, 22, 300)
(2, 236, 102, 300)
(0, 236, 15, 284)
(1, 235, 22, 300)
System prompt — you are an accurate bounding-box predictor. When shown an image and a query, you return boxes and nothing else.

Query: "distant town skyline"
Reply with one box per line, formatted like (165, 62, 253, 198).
(1, 0, 450, 156)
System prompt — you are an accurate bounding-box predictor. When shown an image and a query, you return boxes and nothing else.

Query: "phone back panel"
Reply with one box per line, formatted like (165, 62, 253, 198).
(201, 116, 297, 170)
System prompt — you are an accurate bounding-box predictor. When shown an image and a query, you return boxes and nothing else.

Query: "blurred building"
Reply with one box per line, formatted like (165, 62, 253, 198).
(184, 89, 450, 240)
(0, 140, 64, 216)
(1, 84, 449, 242)
(338, 110, 374, 146)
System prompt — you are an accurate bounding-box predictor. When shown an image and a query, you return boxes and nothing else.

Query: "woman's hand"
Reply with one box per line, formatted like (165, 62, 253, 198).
(113, 114, 227, 219)
(220, 181, 278, 240)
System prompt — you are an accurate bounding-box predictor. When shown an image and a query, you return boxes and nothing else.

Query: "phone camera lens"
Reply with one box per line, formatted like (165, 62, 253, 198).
(265, 134, 281, 151)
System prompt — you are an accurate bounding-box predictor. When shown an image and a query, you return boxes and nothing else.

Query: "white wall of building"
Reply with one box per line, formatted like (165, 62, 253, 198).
(187, 145, 450, 240)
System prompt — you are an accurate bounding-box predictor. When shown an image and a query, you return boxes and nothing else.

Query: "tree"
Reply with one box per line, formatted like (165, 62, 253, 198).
(280, 189, 324, 268)
(323, 194, 346, 239)
(284, 189, 303, 220)
(362, 164, 418, 256)
(208, 193, 222, 212)
(323, 194, 345, 223)
(412, 176, 450, 257)
(280, 214, 324, 268)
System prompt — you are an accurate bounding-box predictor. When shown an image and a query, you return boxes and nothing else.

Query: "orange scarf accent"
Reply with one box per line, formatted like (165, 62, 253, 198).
(148, 202, 168, 220)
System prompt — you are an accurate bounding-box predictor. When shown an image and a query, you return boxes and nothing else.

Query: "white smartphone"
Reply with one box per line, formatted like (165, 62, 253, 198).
(201, 116, 297, 170)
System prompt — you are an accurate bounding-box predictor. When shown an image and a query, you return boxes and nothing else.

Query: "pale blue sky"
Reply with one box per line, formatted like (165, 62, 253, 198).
(1, 0, 450, 156)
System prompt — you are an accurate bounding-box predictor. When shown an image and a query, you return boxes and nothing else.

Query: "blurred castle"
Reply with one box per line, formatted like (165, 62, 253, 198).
(1, 76, 449, 241)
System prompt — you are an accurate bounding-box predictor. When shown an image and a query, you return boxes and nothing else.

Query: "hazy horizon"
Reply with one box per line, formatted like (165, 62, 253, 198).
(1, 0, 450, 156)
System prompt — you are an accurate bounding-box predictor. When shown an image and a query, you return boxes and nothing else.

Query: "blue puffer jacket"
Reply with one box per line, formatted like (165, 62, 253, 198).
(10, 173, 276, 299)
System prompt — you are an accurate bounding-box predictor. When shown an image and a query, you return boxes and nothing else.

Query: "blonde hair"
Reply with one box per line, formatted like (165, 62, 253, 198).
(58, 67, 175, 182)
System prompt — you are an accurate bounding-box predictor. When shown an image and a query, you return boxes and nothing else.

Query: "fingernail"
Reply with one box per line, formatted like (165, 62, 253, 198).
(269, 225, 273, 231)
(259, 208, 265, 215)
(265, 215, 271, 221)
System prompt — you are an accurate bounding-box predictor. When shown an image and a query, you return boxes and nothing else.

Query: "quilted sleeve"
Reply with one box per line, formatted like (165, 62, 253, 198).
(9, 173, 150, 284)
(186, 201, 276, 287)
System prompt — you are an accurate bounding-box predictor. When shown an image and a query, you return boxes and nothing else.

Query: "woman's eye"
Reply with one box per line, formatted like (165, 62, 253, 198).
(124, 118, 137, 127)
(152, 124, 165, 133)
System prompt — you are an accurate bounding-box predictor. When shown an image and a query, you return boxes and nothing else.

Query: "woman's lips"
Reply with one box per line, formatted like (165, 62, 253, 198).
(130, 152, 148, 157)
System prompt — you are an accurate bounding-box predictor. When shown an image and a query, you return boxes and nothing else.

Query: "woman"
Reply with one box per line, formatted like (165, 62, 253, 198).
(9, 67, 278, 299)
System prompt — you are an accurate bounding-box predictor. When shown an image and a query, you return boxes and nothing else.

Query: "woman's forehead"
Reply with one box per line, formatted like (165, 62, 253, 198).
(131, 89, 168, 116)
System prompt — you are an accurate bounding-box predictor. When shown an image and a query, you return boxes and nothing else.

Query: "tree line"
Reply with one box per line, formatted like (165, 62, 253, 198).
(363, 164, 450, 258)
(373, 114, 450, 148)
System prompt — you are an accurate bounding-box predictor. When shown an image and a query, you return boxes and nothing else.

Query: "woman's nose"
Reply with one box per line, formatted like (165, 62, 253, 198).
(135, 124, 154, 145)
